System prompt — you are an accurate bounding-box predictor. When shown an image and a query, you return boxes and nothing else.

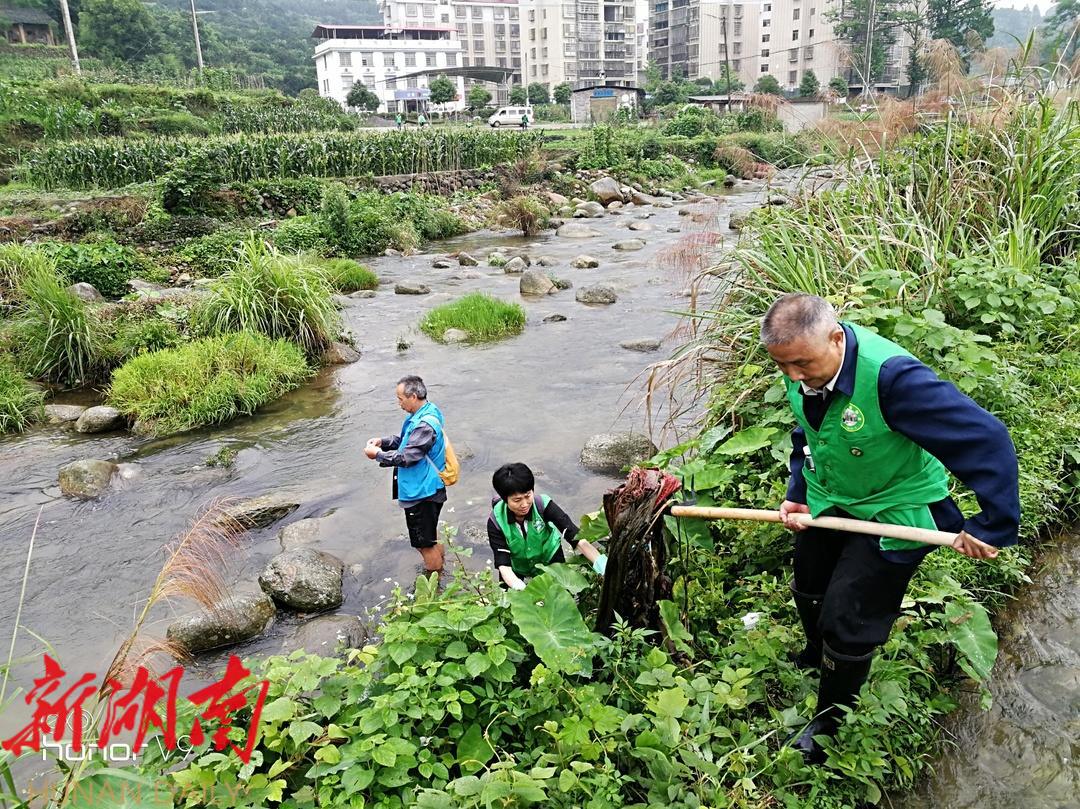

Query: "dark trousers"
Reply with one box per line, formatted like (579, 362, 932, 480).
(794, 528, 924, 658)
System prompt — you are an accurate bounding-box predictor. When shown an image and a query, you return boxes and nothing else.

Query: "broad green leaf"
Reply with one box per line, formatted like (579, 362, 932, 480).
(649, 687, 689, 720)
(944, 598, 997, 681)
(509, 573, 601, 675)
(576, 510, 610, 545)
(537, 562, 591, 594)
(465, 651, 491, 677)
(371, 743, 397, 767)
(456, 723, 494, 773)
(260, 697, 298, 723)
(340, 767, 374, 794)
(713, 426, 778, 456)
(699, 423, 733, 453)
(288, 720, 323, 746)
(658, 600, 693, 657)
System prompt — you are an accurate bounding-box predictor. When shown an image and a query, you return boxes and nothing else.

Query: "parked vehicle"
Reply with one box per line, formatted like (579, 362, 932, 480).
(488, 106, 533, 128)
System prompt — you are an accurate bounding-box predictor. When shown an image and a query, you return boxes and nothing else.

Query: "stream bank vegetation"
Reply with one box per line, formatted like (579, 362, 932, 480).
(419, 294, 527, 344)
(17, 95, 1070, 809)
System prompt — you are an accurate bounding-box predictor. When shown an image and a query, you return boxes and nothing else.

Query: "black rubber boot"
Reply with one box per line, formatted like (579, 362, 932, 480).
(790, 587, 825, 671)
(790, 643, 874, 764)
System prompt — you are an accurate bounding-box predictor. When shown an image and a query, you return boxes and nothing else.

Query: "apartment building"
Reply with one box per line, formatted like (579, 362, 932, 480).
(520, 0, 640, 91)
(650, 0, 912, 95)
(312, 24, 466, 113)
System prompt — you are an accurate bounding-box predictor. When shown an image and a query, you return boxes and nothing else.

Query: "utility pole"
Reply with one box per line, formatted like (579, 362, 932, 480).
(190, 0, 205, 71)
(862, 0, 876, 96)
(721, 3, 731, 112)
(58, 0, 80, 75)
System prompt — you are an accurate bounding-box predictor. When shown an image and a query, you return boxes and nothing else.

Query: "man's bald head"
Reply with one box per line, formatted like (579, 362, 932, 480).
(760, 293, 839, 346)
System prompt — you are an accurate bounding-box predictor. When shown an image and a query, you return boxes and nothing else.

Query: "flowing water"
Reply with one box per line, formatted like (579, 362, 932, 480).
(0, 186, 747, 737)
(898, 534, 1080, 809)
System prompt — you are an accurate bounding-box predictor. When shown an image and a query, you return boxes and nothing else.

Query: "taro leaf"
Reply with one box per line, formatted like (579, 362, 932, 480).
(699, 423, 733, 454)
(536, 562, 591, 595)
(713, 426, 778, 456)
(508, 573, 601, 675)
(576, 510, 609, 545)
(658, 600, 694, 657)
(456, 722, 494, 774)
(65, 770, 173, 809)
(944, 598, 997, 682)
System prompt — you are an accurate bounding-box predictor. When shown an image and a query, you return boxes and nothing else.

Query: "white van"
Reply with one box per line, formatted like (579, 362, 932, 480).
(488, 106, 533, 128)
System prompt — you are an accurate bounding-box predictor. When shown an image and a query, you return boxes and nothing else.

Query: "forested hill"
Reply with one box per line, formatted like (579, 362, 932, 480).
(987, 4, 1043, 49)
(7, 0, 380, 94)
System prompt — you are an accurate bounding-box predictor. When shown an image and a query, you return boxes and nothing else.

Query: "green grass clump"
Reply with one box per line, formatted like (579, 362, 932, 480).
(0, 243, 52, 303)
(318, 258, 378, 293)
(107, 331, 311, 436)
(176, 229, 253, 277)
(9, 262, 101, 385)
(195, 239, 340, 356)
(0, 356, 44, 433)
(419, 293, 525, 343)
(493, 195, 550, 236)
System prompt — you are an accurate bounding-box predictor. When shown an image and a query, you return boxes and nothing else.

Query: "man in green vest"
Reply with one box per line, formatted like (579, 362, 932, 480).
(487, 463, 607, 590)
(763, 293, 1020, 763)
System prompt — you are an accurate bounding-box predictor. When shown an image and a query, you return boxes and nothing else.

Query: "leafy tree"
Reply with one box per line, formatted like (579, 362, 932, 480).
(428, 75, 457, 105)
(346, 83, 380, 111)
(929, 0, 994, 63)
(553, 82, 571, 104)
(828, 75, 849, 96)
(527, 82, 550, 104)
(798, 69, 820, 97)
(509, 85, 527, 105)
(644, 58, 663, 92)
(653, 79, 691, 105)
(693, 76, 714, 88)
(828, 0, 906, 84)
(467, 84, 493, 109)
(1040, 0, 1079, 66)
(80, 0, 159, 63)
(754, 74, 783, 95)
(713, 65, 745, 94)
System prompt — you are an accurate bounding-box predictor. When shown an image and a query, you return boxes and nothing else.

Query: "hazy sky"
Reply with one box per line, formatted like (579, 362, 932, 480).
(994, 0, 1055, 11)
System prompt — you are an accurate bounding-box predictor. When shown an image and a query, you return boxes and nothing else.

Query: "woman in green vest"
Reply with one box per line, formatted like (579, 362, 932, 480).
(487, 463, 607, 590)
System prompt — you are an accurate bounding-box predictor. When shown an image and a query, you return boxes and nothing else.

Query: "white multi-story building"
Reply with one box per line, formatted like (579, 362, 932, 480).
(650, 0, 912, 96)
(313, 24, 466, 113)
(521, 0, 639, 91)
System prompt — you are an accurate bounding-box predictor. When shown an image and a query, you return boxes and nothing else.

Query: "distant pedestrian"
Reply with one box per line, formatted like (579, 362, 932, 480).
(417, 112, 427, 128)
(395, 112, 404, 130)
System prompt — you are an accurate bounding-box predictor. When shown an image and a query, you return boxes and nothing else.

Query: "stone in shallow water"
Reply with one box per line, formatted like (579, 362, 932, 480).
(217, 494, 299, 530)
(322, 342, 360, 364)
(520, 269, 556, 295)
(580, 432, 659, 474)
(443, 328, 469, 343)
(543, 314, 568, 323)
(571, 255, 599, 269)
(620, 338, 663, 352)
(45, 404, 86, 424)
(503, 257, 528, 274)
(75, 406, 124, 434)
(167, 591, 276, 654)
(575, 285, 617, 305)
(612, 239, 646, 251)
(259, 548, 345, 612)
(557, 223, 603, 238)
(395, 282, 431, 295)
(280, 614, 367, 657)
(58, 458, 117, 499)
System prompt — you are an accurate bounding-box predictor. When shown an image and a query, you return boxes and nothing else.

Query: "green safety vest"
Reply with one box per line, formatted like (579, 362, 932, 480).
(785, 322, 950, 551)
(492, 494, 563, 577)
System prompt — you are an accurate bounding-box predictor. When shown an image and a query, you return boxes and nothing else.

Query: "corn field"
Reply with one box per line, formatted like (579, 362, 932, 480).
(23, 130, 543, 190)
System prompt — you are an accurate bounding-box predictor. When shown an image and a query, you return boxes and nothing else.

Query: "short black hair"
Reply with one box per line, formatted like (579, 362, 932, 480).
(492, 462, 534, 500)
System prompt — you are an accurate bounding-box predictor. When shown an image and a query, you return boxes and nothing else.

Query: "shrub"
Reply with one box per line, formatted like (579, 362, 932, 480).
(104, 311, 186, 365)
(10, 262, 101, 384)
(318, 258, 378, 293)
(493, 195, 550, 236)
(0, 355, 44, 433)
(271, 216, 329, 255)
(107, 331, 311, 436)
(419, 293, 526, 343)
(195, 239, 341, 355)
(176, 229, 252, 276)
(730, 132, 811, 167)
(38, 238, 149, 298)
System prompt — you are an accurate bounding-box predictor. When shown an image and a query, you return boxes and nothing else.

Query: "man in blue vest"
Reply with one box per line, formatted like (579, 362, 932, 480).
(763, 293, 1020, 763)
(365, 375, 448, 574)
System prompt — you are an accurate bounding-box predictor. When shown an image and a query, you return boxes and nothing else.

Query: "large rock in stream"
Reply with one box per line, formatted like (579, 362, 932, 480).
(167, 591, 276, 654)
(520, 269, 557, 295)
(259, 548, 345, 612)
(575, 285, 617, 305)
(74, 406, 124, 434)
(217, 494, 299, 530)
(580, 432, 660, 474)
(280, 614, 367, 657)
(45, 404, 86, 424)
(590, 177, 623, 206)
(58, 459, 117, 499)
(557, 223, 603, 239)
